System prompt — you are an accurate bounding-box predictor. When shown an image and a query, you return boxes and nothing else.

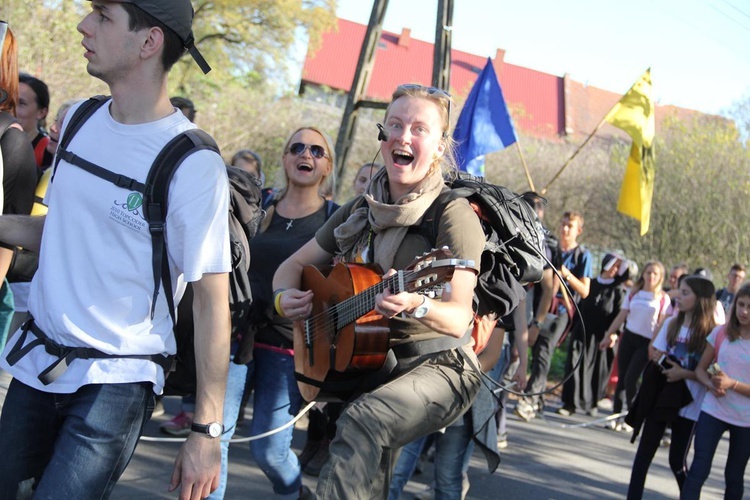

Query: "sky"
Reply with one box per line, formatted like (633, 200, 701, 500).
(334, 0, 750, 115)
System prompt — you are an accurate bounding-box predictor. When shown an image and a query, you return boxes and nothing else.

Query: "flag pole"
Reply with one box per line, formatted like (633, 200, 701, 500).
(540, 115, 608, 196)
(540, 69, 650, 196)
(515, 140, 535, 192)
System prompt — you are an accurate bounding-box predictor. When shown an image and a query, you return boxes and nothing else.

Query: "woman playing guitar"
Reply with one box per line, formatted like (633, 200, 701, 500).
(273, 84, 484, 499)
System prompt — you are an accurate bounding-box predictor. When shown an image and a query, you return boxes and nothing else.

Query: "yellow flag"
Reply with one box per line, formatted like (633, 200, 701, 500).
(604, 69, 655, 235)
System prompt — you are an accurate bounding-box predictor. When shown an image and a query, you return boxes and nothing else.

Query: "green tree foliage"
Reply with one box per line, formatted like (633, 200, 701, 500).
(172, 0, 337, 94)
(4, 0, 748, 277)
(483, 107, 750, 276)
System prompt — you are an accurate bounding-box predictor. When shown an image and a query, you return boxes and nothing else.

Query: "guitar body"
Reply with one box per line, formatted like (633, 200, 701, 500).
(294, 263, 390, 402)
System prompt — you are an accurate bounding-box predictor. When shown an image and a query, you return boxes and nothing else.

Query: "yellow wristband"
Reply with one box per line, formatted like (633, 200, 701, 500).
(273, 289, 286, 317)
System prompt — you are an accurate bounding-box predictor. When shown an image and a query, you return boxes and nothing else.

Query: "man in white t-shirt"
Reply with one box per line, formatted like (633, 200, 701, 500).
(0, 2, 231, 499)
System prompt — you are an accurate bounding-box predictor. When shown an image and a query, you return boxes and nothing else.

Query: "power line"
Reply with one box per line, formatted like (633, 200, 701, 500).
(720, 0, 750, 21)
(708, 0, 750, 34)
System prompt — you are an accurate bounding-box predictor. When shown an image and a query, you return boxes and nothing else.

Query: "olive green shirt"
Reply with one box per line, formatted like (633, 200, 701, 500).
(315, 193, 484, 344)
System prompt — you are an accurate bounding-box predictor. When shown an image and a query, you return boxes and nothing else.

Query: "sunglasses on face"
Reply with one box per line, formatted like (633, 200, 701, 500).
(287, 142, 328, 159)
(396, 84, 452, 134)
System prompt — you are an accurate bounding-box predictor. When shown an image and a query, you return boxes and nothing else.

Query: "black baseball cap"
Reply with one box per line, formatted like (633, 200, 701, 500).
(90, 0, 211, 74)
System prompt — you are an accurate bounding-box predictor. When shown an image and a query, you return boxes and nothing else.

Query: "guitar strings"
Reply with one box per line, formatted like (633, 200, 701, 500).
(300, 269, 426, 342)
(301, 273, 399, 342)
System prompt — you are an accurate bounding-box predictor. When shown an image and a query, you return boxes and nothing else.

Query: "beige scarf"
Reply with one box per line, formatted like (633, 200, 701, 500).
(334, 167, 445, 270)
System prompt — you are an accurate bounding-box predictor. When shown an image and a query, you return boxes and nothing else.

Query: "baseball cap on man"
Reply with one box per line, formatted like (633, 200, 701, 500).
(89, 0, 211, 74)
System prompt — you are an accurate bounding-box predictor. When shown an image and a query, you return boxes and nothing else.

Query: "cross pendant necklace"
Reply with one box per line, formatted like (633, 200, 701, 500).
(285, 219, 294, 230)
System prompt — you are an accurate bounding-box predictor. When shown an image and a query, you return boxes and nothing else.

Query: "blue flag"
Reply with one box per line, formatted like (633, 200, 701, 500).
(453, 58, 517, 177)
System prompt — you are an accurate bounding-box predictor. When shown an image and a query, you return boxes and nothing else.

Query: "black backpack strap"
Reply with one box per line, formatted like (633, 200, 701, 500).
(51, 95, 110, 183)
(143, 129, 220, 322)
(0, 111, 18, 138)
(55, 148, 145, 192)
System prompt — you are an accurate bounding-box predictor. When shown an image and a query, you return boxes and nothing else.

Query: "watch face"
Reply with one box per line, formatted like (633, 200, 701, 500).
(208, 422, 223, 438)
(413, 305, 429, 319)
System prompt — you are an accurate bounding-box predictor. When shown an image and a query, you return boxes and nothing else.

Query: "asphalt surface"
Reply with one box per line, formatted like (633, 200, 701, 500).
(0, 371, 736, 499)
(112, 395, 735, 499)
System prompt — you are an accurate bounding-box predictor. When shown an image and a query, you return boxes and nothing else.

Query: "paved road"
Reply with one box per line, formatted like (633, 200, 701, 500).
(0, 373, 735, 499)
(111, 396, 735, 499)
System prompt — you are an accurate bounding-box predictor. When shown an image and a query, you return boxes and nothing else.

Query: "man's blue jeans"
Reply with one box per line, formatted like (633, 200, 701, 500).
(208, 357, 250, 500)
(249, 347, 303, 496)
(682, 411, 750, 500)
(0, 378, 152, 500)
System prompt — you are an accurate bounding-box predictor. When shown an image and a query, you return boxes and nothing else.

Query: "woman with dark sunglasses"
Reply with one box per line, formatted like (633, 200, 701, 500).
(274, 84, 483, 499)
(209, 126, 338, 499)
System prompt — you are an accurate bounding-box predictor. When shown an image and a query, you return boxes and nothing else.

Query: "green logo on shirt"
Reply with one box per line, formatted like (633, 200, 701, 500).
(126, 193, 143, 212)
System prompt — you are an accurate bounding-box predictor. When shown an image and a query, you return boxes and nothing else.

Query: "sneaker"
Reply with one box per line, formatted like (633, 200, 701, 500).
(556, 406, 575, 416)
(497, 433, 508, 449)
(586, 408, 598, 418)
(298, 440, 320, 469)
(160, 411, 193, 436)
(514, 400, 536, 422)
(151, 397, 165, 418)
(303, 439, 330, 477)
(596, 398, 614, 411)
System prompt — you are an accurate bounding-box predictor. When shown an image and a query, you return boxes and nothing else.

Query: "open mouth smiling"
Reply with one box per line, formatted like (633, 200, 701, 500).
(392, 150, 414, 166)
(296, 163, 314, 172)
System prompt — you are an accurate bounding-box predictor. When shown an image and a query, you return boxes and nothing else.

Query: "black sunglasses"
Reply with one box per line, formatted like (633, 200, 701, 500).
(396, 84, 452, 135)
(287, 142, 328, 159)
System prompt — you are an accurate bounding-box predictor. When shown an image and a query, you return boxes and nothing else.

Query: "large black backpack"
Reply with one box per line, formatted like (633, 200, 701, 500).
(414, 171, 546, 318)
(164, 166, 262, 395)
(54, 96, 263, 395)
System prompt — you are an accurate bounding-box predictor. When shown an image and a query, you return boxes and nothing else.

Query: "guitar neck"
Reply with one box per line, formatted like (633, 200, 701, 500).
(332, 271, 405, 329)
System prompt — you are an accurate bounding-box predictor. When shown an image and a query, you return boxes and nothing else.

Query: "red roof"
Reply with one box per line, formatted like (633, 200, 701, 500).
(302, 19, 566, 139)
(302, 18, 707, 141)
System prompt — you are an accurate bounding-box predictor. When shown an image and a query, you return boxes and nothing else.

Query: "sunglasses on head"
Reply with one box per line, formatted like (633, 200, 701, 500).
(396, 84, 452, 134)
(287, 142, 328, 159)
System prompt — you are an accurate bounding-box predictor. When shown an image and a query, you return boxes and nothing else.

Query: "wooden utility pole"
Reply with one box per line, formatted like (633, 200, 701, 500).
(334, 0, 389, 186)
(334, 0, 454, 194)
(433, 0, 453, 90)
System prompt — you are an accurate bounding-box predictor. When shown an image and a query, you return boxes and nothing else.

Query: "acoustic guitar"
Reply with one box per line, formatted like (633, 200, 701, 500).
(293, 247, 473, 402)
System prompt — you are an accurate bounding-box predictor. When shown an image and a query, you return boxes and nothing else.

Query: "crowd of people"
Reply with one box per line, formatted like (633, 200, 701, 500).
(0, 2, 747, 500)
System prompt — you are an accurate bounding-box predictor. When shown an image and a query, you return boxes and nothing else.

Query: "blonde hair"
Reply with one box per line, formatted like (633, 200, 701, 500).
(385, 84, 457, 177)
(275, 126, 336, 201)
(631, 260, 665, 295)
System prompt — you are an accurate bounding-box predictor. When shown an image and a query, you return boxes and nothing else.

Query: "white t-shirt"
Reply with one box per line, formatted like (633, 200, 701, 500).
(700, 326, 750, 427)
(0, 100, 230, 394)
(623, 290, 669, 339)
(653, 317, 707, 421)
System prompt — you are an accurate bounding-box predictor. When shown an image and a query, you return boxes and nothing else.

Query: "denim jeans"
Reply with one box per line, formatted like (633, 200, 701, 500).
(682, 411, 750, 500)
(388, 423, 474, 500)
(207, 357, 251, 500)
(389, 435, 428, 499)
(249, 347, 303, 496)
(0, 378, 152, 500)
